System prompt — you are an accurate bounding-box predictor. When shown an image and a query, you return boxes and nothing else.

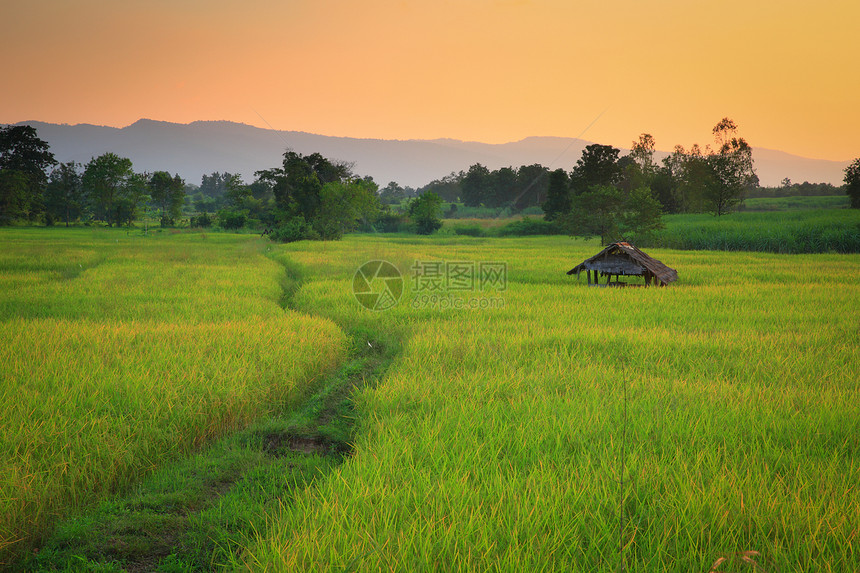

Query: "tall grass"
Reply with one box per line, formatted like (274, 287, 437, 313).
(0, 229, 347, 564)
(741, 195, 849, 211)
(240, 235, 859, 571)
(636, 209, 860, 254)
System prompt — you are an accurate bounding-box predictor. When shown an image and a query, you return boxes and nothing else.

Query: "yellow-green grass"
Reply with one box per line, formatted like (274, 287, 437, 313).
(244, 235, 859, 571)
(742, 195, 849, 211)
(0, 228, 347, 563)
(639, 209, 860, 254)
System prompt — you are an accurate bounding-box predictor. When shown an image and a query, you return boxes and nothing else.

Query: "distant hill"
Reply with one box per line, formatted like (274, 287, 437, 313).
(12, 119, 850, 189)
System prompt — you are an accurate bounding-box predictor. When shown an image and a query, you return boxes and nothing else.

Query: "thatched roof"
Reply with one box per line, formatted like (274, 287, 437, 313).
(567, 242, 678, 284)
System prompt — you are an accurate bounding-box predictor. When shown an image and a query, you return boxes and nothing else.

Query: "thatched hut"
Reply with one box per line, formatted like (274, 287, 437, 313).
(567, 242, 677, 287)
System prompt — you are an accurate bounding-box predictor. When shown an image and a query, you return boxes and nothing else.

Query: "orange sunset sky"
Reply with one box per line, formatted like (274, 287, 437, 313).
(2, 0, 858, 161)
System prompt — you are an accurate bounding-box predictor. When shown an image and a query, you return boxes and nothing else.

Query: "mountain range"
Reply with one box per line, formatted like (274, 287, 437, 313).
(13, 119, 850, 189)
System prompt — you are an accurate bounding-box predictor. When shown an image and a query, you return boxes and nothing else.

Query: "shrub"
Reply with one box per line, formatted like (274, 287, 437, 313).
(269, 216, 320, 243)
(190, 213, 213, 228)
(373, 212, 409, 233)
(407, 192, 443, 235)
(217, 209, 247, 231)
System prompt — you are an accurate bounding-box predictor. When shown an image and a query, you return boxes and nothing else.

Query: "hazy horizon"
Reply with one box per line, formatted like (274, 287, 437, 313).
(16, 118, 849, 189)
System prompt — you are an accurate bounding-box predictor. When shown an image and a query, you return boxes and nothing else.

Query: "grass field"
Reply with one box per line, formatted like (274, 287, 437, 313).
(0, 229, 346, 565)
(241, 235, 859, 571)
(741, 195, 849, 211)
(636, 209, 860, 254)
(437, 204, 860, 254)
(2, 229, 858, 571)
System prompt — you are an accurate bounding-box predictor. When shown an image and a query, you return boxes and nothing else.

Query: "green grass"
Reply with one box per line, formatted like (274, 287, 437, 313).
(635, 209, 860, 253)
(21, 328, 399, 572)
(741, 195, 849, 211)
(0, 228, 346, 565)
(3, 230, 858, 571)
(237, 235, 859, 571)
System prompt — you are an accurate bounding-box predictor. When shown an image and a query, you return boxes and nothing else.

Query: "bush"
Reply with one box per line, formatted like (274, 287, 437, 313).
(497, 219, 564, 236)
(217, 209, 247, 231)
(408, 192, 444, 235)
(190, 213, 213, 228)
(269, 216, 320, 243)
(373, 212, 410, 233)
(413, 217, 443, 235)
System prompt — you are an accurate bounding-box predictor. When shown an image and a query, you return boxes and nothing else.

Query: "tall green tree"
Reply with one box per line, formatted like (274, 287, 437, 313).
(0, 125, 56, 223)
(314, 178, 382, 239)
(421, 171, 463, 203)
(258, 150, 352, 220)
(569, 144, 621, 195)
(490, 166, 518, 207)
(843, 158, 860, 209)
(542, 168, 571, 221)
(514, 164, 549, 209)
(564, 185, 663, 245)
(0, 170, 30, 225)
(630, 133, 656, 174)
(650, 165, 681, 214)
(408, 192, 443, 234)
(461, 163, 491, 207)
(115, 172, 149, 228)
(705, 117, 758, 216)
(148, 171, 185, 226)
(45, 162, 84, 226)
(379, 181, 407, 205)
(224, 174, 251, 209)
(82, 153, 134, 226)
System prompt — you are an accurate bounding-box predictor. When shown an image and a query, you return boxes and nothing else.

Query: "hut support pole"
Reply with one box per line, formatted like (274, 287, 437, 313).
(587, 269, 591, 285)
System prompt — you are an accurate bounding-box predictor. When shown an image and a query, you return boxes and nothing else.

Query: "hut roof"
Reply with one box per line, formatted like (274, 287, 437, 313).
(567, 242, 678, 284)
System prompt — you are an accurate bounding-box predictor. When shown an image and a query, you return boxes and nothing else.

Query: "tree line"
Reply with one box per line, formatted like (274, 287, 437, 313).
(0, 126, 185, 228)
(0, 125, 443, 239)
(3, 122, 859, 239)
(541, 119, 765, 244)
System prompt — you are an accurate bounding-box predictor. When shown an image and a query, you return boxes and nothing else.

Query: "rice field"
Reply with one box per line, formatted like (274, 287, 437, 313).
(242, 235, 859, 571)
(742, 195, 849, 211)
(0, 229, 346, 564)
(636, 209, 860, 254)
(2, 229, 858, 571)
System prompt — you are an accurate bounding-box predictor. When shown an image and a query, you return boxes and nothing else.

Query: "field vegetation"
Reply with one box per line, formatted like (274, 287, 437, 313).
(435, 206, 860, 255)
(0, 229, 346, 564)
(740, 195, 848, 211)
(237, 235, 859, 571)
(634, 209, 860, 253)
(2, 227, 858, 571)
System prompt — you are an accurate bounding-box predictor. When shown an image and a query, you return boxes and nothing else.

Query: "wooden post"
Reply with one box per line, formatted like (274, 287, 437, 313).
(587, 269, 591, 285)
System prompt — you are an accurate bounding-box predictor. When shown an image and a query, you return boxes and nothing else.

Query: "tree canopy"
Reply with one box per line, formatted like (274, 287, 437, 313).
(148, 171, 185, 226)
(569, 144, 622, 195)
(44, 162, 84, 227)
(82, 153, 135, 227)
(408, 192, 443, 235)
(0, 126, 57, 223)
(843, 158, 860, 209)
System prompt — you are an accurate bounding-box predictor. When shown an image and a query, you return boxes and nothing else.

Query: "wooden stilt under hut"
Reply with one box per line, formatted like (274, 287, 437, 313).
(567, 242, 677, 287)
